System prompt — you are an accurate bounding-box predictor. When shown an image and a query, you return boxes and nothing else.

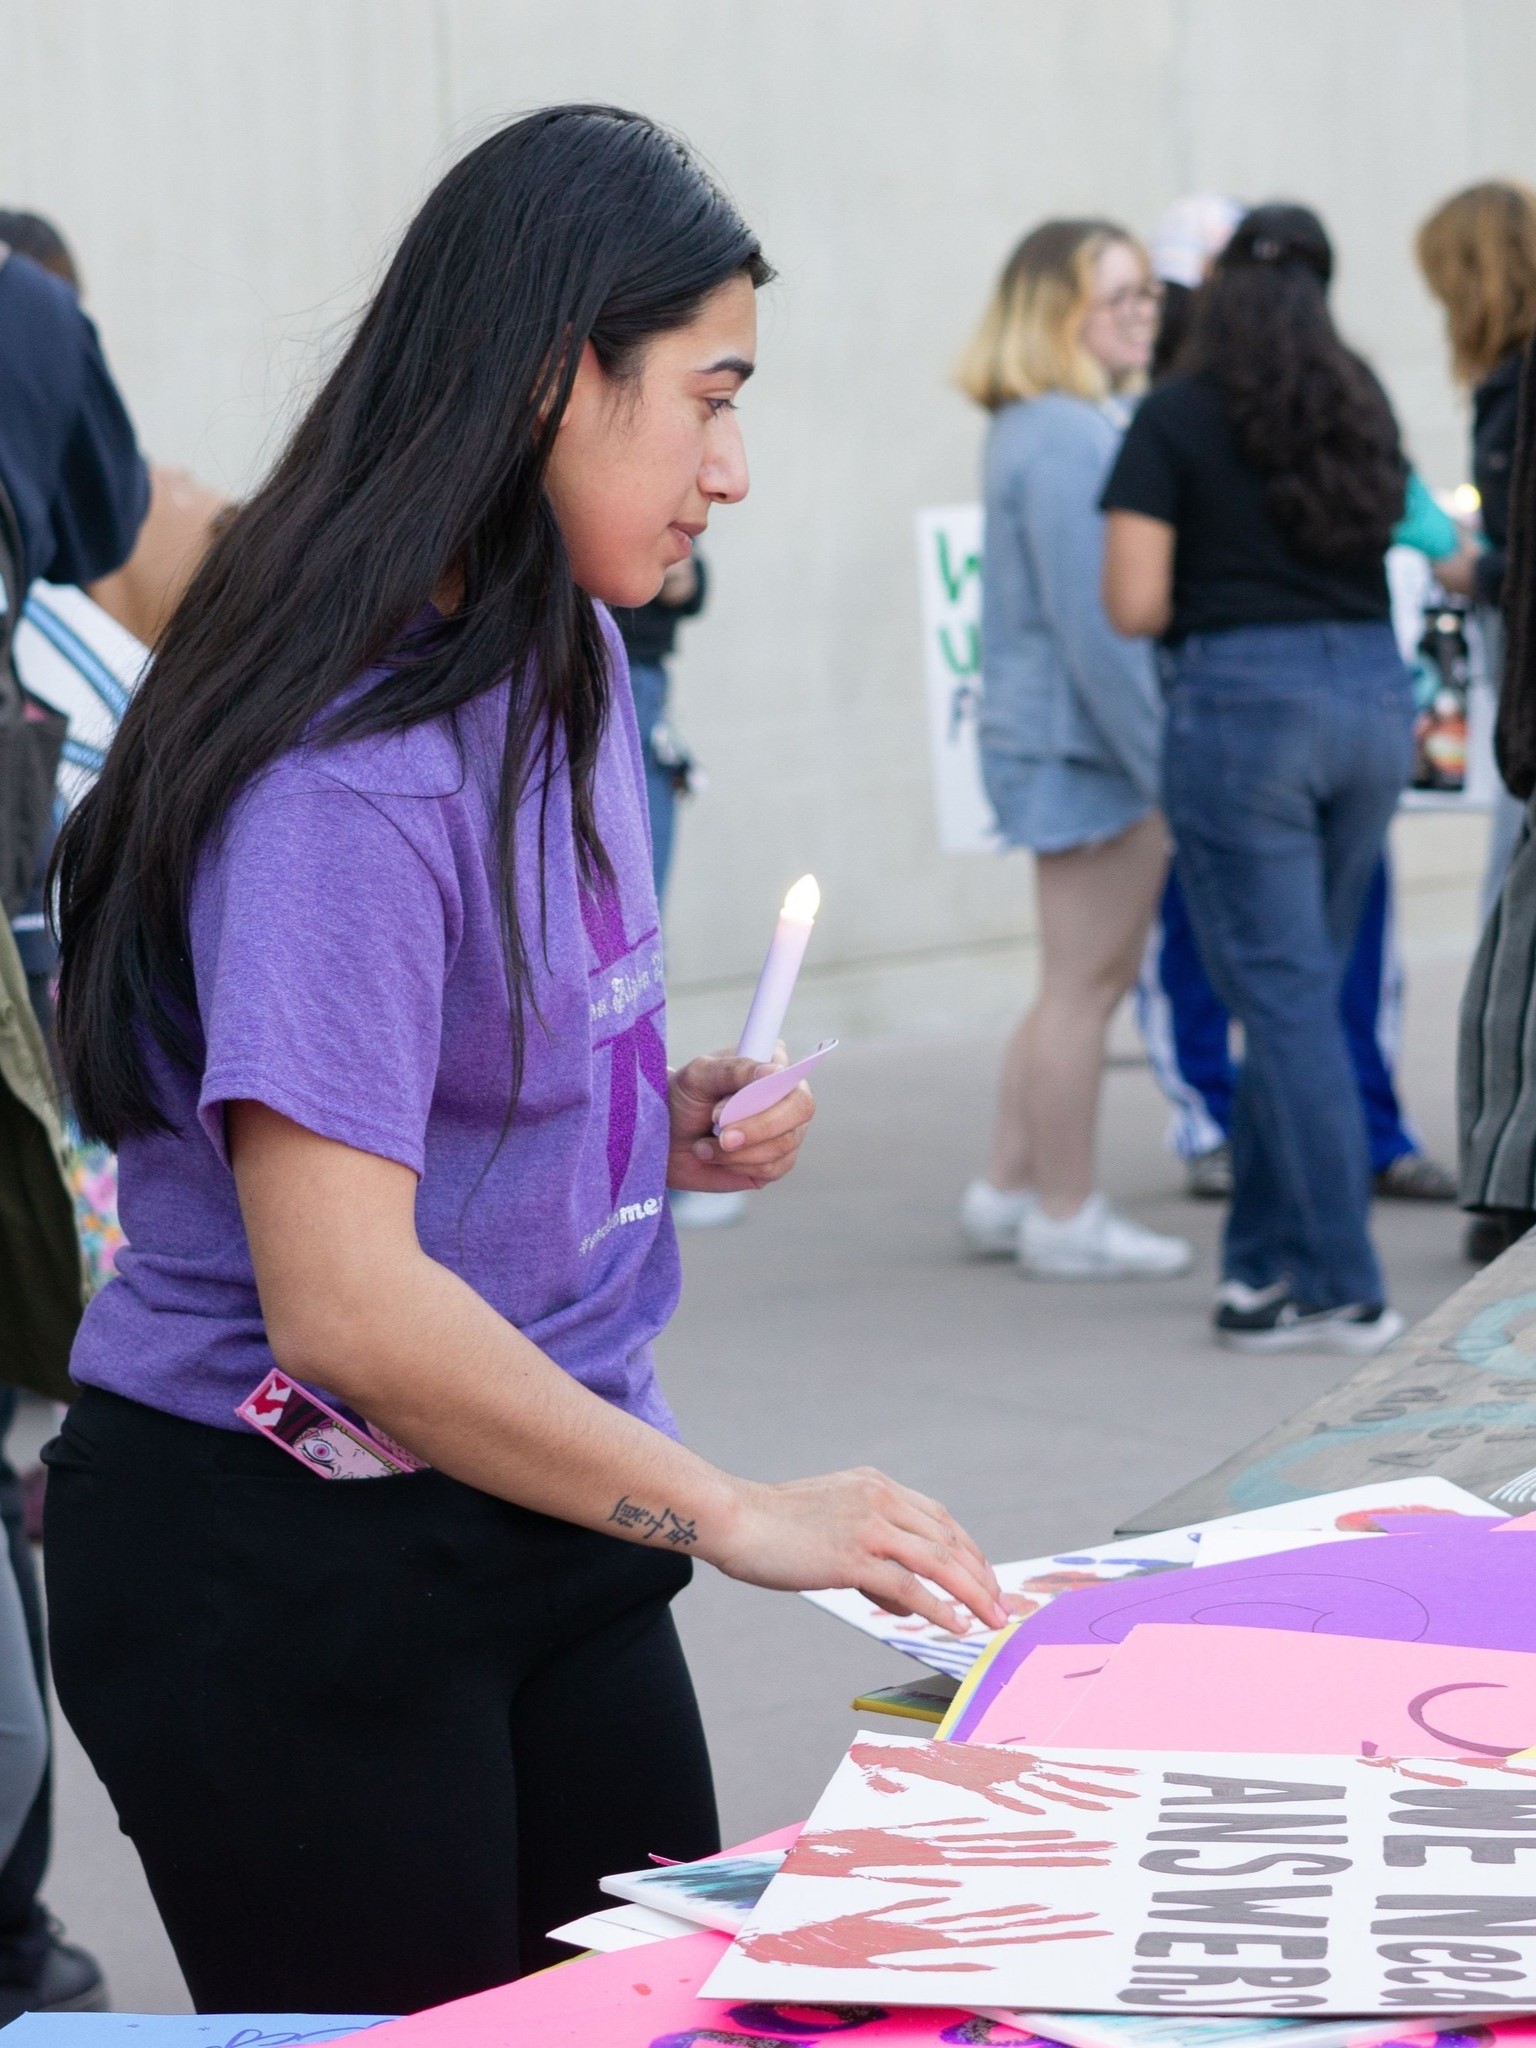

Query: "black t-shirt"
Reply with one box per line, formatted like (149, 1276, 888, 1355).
(0, 249, 148, 589)
(1100, 372, 1389, 643)
(1472, 349, 1521, 608)
(612, 556, 708, 667)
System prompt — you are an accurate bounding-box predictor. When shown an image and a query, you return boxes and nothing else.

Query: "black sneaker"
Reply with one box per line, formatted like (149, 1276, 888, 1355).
(0, 1927, 107, 2026)
(1214, 1282, 1404, 1356)
(1465, 1214, 1509, 1265)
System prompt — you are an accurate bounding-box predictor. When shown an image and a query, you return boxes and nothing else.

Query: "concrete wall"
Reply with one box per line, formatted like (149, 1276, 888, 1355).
(1, 1, 1528, 1043)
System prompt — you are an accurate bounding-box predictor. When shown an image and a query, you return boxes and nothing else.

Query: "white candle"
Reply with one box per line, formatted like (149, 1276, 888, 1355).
(737, 874, 820, 1063)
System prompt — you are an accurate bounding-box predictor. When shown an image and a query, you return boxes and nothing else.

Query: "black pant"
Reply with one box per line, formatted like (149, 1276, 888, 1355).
(0, 1392, 50, 1987)
(43, 1388, 719, 2014)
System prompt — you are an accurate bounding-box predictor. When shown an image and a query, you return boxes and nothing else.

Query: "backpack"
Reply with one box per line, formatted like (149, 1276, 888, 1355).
(0, 375, 68, 920)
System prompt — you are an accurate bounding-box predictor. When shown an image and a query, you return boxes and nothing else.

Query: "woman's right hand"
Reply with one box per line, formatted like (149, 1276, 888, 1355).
(705, 1467, 1009, 1636)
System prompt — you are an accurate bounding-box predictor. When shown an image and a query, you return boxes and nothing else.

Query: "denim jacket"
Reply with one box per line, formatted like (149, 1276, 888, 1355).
(978, 392, 1161, 805)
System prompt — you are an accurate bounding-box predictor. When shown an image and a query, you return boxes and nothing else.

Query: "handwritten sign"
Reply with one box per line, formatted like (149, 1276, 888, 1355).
(915, 505, 998, 856)
(706, 1733, 1536, 2017)
(1118, 1238, 1536, 1535)
(0, 2019, 394, 2048)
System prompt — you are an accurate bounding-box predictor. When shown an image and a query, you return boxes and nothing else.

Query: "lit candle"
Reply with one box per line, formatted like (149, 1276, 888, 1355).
(737, 874, 820, 1063)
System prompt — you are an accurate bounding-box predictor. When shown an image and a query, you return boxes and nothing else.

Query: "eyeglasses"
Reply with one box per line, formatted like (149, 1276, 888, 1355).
(1091, 282, 1165, 319)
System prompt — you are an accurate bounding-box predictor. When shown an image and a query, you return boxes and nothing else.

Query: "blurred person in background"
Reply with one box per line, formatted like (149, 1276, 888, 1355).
(1417, 181, 1536, 923)
(0, 220, 148, 2019)
(1147, 193, 1244, 383)
(955, 219, 1191, 1280)
(0, 212, 230, 658)
(1459, 320, 1536, 1257)
(612, 557, 743, 1231)
(1138, 196, 1463, 1211)
(1418, 182, 1536, 1265)
(0, 210, 227, 1072)
(612, 554, 705, 901)
(1103, 204, 1412, 1354)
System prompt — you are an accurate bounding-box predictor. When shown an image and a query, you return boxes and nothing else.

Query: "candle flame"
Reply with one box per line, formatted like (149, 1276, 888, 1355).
(782, 873, 820, 922)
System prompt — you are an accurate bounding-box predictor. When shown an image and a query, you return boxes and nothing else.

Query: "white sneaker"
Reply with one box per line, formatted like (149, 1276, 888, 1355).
(959, 1180, 1032, 1256)
(1019, 1192, 1192, 1279)
(669, 1191, 749, 1230)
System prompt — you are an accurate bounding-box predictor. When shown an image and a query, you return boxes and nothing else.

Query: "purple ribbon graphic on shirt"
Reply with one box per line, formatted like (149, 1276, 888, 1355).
(581, 878, 668, 1206)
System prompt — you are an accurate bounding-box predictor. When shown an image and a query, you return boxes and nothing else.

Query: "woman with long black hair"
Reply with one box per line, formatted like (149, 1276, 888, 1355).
(40, 107, 1005, 2017)
(1102, 203, 1413, 1355)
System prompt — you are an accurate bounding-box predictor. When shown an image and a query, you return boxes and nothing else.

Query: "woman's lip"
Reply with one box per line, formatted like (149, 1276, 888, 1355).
(668, 527, 696, 554)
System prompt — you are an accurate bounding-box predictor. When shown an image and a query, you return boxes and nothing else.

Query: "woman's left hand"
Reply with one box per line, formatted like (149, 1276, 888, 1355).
(667, 1049, 814, 1193)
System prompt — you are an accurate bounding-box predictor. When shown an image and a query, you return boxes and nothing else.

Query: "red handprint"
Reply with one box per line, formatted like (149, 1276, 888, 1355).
(787, 1817, 1113, 1885)
(737, 1893, 1107, 1972)
(849, 1741, 1139, 1815)
(1000, 1569, 1113, 1621)
(1358, 1752, 1536, 1786)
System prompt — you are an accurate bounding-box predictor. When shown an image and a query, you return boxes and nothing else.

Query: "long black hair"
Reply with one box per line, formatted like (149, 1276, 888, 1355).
(54, 105, 770, 1145)
(1182, 203, 1406, 562)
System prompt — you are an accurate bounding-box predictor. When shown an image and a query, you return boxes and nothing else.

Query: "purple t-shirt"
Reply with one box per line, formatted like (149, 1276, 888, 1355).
(70, 622, 681, 1436)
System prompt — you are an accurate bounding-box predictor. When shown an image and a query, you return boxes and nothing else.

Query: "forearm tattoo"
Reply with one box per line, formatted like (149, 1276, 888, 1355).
(608, 1494, 699, 1548)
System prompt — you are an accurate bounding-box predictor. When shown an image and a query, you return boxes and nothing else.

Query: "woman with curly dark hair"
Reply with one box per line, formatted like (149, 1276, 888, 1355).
(1101, 203, 1413, 1355)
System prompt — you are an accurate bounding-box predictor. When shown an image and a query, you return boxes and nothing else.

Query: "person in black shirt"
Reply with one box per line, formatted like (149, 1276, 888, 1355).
(612, 557, 741, 1232)
(1105, 370, 1394, 643)
(1136, 199, 1463, 1210)
(611, 554, 706, 901)
(1102, 204, 1413, 1356)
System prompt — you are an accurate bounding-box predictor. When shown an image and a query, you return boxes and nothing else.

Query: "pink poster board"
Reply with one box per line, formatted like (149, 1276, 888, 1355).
(355, 1927, 1036, 2046)
(944, 1529, 1536, 1743)
(951, 1645, 1112, 1749)
(1041, 1622, 1536, 1758)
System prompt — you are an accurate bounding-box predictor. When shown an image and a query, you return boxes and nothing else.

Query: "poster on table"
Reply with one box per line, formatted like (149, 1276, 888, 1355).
(705, 1732, 1536, 2017)
(800, 1477, 1499, 1680)
(915, 505, 999, 856)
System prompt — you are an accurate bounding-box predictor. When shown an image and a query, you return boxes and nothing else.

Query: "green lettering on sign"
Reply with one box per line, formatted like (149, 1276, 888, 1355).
(936, 530, 981, 605)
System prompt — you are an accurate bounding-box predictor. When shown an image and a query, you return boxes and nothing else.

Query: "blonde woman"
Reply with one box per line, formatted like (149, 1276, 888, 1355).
(1418, 182, 1536, 922)
(1420, 183, 1536, 1265)
(957, 220, 1190, 1279)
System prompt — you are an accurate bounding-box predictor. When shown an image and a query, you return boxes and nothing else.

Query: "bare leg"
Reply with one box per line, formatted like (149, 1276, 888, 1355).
(987, 812, 1170, 1215)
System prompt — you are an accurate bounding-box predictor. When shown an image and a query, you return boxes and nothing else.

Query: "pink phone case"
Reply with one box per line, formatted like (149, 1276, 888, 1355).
(237, 1368, 426, 1480)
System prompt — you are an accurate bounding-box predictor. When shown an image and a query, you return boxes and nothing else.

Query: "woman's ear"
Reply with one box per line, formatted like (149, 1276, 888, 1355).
(548, 340, 606, 432)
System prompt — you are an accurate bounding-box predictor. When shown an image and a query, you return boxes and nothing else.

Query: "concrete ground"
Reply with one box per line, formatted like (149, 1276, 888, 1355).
(30, 932, 1479, 2014)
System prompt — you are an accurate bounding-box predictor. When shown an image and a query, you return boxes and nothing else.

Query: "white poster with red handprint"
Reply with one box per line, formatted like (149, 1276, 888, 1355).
(704, 1732, 1536, 2016)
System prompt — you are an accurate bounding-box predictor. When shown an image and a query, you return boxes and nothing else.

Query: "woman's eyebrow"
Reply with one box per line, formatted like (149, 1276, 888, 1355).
(697, 355, 755, 380)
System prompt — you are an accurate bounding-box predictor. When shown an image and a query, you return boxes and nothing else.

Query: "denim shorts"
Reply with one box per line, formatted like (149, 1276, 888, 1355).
(981, 750, 1150, 854)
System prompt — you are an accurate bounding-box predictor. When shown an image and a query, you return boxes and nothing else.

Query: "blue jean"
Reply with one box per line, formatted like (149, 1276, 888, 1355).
(628, 661, 676, 905)
(1141, 857, 1417, 1172)
(1163, 622, 1414, 1309)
